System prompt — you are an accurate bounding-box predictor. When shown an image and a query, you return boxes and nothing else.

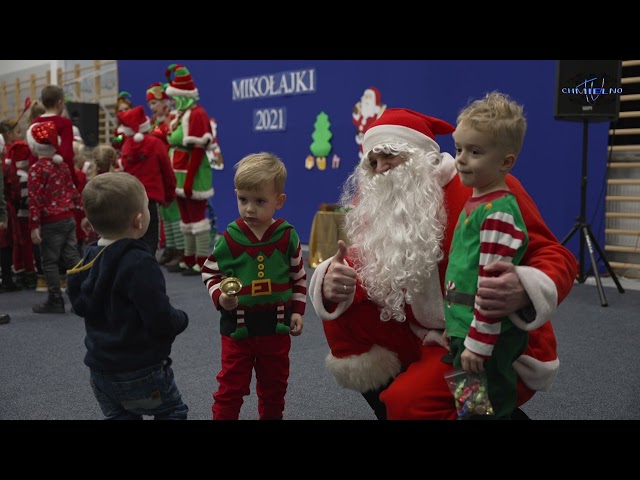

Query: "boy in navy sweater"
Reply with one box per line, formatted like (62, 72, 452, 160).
(66, 172, 189, 420)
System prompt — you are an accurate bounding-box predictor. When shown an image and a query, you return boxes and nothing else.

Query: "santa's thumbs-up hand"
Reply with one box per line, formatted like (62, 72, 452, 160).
(332, 240, 348, 265)
(323, 240, 357, 303)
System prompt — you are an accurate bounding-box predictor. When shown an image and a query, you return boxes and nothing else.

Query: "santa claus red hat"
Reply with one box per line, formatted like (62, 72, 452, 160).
(362, 108, 455, 155)
(165, 64, 199, 99)
(26, 121, 63, 164)
(117, 105, 151, 142)
(146, 82, 169, 102)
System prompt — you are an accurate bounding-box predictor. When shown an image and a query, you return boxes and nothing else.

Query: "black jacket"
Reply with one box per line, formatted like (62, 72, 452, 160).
(67, 238, 188, 373)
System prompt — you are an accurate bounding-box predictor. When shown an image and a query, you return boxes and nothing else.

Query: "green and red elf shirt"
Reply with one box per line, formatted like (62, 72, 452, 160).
(444, 190, 528, 359)
(202, 218, 307, 337)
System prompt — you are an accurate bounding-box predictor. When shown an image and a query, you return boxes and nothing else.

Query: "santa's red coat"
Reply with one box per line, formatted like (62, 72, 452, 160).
(309, 156, 577, 419)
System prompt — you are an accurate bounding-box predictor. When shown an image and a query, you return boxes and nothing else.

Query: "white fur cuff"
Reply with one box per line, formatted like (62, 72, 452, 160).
(309, 258, 353, 320)
(509, 265, 557, 331)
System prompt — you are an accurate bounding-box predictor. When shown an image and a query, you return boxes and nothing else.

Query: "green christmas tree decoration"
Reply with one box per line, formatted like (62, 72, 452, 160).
(310, 111, 333, 157)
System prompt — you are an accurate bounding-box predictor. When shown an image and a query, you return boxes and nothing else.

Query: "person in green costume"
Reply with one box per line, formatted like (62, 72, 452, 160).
(164, 64, 214, 276)
(444, 91, 530, 419)
(201, 152, 306, 420)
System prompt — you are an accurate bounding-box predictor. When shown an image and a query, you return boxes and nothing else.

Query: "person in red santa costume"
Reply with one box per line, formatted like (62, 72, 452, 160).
(117, 105, 177, 258)
(309, 108, 578, 420)
(145, 82, 184, 268)
(352, 86, 386, 161)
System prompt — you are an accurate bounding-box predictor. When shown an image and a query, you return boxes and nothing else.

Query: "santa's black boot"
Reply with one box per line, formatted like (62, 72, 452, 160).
(361, 380, 393, 420)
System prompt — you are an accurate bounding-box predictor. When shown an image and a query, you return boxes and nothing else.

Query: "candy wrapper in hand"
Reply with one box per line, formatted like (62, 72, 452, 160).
(444, 369, 494, 419)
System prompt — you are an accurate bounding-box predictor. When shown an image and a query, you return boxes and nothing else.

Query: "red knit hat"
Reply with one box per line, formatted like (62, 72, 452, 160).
(146, 82, 169, 102)
(26, 121, 63, 164)
(165, 64, 199, 99)
(117, 105, 151, 142)
(362, 108, 455, 154)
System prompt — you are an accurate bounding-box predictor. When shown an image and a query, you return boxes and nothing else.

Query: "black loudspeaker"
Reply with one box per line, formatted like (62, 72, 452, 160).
(554, 60, 622, 123)
(66, 102, 100, 147)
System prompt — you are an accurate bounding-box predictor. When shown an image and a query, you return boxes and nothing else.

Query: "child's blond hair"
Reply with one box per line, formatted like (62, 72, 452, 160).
(27, 100, 46, 124)
(0, 117, 20, 140)
(234, 152, 287, 194)
(457, 91, 527, 156)
(74, 153, 89, 171)
(87, 144, 117, 179)
(83, 172, 147, 238)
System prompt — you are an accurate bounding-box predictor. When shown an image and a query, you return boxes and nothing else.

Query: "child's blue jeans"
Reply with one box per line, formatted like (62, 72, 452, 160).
(89, 358, 188, 420)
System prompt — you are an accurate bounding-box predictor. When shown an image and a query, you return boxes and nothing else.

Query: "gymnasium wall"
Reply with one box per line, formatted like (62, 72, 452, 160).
(118, 59, 611, 260)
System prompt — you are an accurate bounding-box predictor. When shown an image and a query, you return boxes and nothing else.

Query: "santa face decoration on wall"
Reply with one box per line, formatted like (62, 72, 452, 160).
(352, 86, 386, 160)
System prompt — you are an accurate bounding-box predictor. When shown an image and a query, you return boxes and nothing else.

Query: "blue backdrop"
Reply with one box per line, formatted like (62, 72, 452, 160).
(118, 59, 611, 263)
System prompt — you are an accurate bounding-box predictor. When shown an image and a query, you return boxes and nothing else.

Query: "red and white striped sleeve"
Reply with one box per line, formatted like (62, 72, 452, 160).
(201, 252, 224, 310)
(289, 240, 307, 315)
(464, 210, 526, 358)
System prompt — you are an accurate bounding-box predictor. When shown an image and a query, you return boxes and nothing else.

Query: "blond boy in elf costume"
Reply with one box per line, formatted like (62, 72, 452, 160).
(201, 152, 306, 420)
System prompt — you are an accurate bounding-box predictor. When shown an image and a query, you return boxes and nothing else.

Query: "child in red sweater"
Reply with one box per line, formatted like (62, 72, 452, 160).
(26, 121, 85, 313)
(117, 106, 177, 257)
(30, 85, 79, 189)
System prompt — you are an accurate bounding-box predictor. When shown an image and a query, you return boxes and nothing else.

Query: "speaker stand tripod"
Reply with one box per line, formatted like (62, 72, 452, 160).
(561, 120, 625, 306)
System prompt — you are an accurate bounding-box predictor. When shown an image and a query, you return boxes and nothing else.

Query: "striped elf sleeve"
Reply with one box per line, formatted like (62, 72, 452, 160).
(201, 252, 225, 309)
(464, 211, 526, 358)
(289, 241, 307, 315)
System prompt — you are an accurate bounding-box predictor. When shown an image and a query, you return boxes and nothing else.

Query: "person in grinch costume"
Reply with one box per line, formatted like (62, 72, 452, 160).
(164, 64, 214, 275)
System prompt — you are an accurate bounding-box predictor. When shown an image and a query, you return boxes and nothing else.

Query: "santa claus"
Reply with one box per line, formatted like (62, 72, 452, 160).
(309, 108, 577, 420)
(352, 87, 386, 160)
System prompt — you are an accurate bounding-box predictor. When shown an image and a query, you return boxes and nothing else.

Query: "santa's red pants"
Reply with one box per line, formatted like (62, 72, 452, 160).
(323, 299, 535, 420)
(213, 334, 291, 420)
(381, 344, 535, 420)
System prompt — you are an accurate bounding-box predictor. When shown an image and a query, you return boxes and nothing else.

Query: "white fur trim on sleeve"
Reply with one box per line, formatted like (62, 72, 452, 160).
(309, 258, 354, 320)
(508, 265, 557, 331)
(513, 355, 559, 391)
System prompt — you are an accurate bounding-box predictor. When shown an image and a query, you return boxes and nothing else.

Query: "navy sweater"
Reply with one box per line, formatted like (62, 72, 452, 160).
(66, 238, 188, 373)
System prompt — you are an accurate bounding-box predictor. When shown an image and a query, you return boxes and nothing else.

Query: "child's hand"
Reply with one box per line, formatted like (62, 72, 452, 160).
(441, 330, 451, 350)
(31, 227, 42, 245)
(81, 217, 93, 236)
(461, 348, 484, 374)
(219, 292, 238, 311)
(289, 313, 303, 336)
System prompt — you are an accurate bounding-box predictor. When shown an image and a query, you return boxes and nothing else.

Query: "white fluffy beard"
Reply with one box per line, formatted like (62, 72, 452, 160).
(342, 157, 446, 322)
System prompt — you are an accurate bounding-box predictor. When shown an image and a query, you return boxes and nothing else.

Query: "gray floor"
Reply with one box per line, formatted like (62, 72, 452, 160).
(1, 257, 639, 420)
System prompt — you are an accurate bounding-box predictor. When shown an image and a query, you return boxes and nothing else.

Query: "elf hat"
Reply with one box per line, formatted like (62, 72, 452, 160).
(26, 121, 63, 164)
(117, 105, 151, 142)
(165, 64, 199, 99)
(146, 82, 169, 102)
(117, 91, 133, 112)
(362, 108, 455, 155)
